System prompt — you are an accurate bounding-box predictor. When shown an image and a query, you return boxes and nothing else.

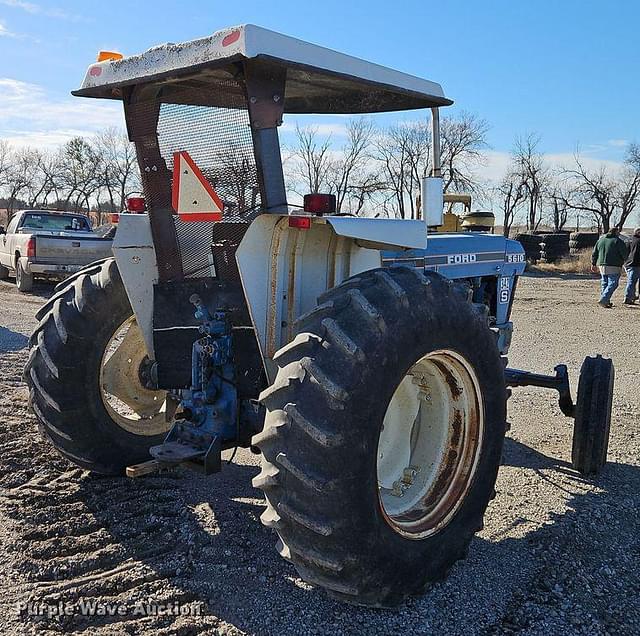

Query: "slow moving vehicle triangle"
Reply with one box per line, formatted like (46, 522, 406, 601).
(172, 150, 223, 222)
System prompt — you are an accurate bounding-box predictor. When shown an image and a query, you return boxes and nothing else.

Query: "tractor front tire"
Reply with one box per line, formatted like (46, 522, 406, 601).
(25, 258, 170, 475)
(572, 355, 614, 475)
(253, 267, 507, 606)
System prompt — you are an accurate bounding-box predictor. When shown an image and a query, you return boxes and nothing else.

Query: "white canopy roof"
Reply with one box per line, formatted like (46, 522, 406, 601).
(74, 24, 452, 113)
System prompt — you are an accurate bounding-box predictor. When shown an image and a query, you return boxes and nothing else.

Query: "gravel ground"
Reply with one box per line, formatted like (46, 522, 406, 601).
(0, 273, 638, 635)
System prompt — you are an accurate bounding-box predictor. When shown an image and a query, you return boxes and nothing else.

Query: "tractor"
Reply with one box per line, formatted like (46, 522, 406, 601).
(25, 25, 614, 607)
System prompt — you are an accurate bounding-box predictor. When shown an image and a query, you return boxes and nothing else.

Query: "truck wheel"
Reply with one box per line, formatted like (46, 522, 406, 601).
(24, 258, 171, 475)
(16, 259, 33, 292)
(253, 267, 507, 606)
(572, 355, 614, 476)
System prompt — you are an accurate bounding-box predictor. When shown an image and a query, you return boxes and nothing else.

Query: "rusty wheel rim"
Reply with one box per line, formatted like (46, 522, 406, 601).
(377, 349, 483, 539)
(99, 316, 171, 436)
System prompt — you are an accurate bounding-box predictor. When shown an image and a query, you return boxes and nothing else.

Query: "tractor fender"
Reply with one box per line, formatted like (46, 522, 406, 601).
(111, 214, 158, 358)
(237, 214, 416, 382)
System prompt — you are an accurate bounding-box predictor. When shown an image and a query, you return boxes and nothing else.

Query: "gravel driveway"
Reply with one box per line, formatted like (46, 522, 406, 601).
(0, 274, 638, 635)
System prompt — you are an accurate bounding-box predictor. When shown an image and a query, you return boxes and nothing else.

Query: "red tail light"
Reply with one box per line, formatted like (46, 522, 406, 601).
(110, 213, 120, 224)
(303, 193, 336, 215)
(288, 216, 311, 229)
(26, 236, 36, 258)
(126, 197, 146, 213)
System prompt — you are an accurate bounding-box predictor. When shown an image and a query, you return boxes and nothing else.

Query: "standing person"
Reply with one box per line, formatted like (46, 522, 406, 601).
(624, 227, 640, 305)
(591, 227, 629, 308)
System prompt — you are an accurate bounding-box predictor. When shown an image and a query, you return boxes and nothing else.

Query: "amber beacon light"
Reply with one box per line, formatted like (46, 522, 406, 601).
(97, 51, 124, 62)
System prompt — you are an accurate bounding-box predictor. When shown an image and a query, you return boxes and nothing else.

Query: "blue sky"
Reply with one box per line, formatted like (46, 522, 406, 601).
(1, 0, 638, 170)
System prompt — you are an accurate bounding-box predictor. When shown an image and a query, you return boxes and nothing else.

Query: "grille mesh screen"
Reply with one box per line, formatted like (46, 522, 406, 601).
(153, 80, 259, 278)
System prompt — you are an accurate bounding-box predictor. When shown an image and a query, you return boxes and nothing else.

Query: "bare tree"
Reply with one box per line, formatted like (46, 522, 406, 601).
(326, 118, 376, 212)
(497, 171, 526, 237)
(0, 130, 142, 222)
(210, 144, 260, 215)
(287, 113, 488, 219)
(617, 170, 640, 230)
(96, 127, 139, 212)
(627, 142, 640, 171)
(374, 113, 488, 219)
(373, 125, 411, 218)
(560, 152, 640, 232)
(513, 133, 547, 230)
(59, 137, 104, 213)
(373, 122, 430, 219)
(288, 124, 333, 195)
(23, 150, 59, 209)
(549, 193, 569, 231)
(543, 174, 572, 231)
(4, 148, 38, 216)
(344, 169, 387, 215)
(440, 112, 489, 193)
(619, 143, 640, 228)
(0, 140, 11, 191)
(561, 156, 616, 232)
(37, 151, 64, 208)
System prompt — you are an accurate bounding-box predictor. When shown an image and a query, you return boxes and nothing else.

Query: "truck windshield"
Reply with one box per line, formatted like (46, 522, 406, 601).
(20, 213, 91, 232)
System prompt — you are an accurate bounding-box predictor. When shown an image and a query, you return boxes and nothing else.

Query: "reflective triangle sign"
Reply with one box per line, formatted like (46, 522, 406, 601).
(172, 151, 224, 222)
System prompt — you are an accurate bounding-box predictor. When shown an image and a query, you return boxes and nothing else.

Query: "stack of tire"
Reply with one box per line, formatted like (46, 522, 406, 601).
(514, 233, 543, 262)
(539, 232, 570, 263)
(569, 232, 599, 256)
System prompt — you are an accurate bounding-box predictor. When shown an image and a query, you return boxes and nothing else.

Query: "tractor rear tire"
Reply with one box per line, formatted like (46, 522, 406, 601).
(253, 267, 507, 606)
(572, 355, 614, 475)
(24, 258, 170, 475)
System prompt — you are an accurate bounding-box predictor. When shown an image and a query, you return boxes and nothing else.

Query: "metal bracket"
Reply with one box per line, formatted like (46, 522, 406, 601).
(243, 60, 287, 130)
(504, 364, 575, 417)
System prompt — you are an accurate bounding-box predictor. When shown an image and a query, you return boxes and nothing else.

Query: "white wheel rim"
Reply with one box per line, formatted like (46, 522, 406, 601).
(377, 349, 483, 538)
(99, 316, 171, 436)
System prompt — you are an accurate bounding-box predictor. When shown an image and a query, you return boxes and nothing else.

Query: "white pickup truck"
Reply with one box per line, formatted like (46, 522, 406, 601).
(0, 210, 114, 292)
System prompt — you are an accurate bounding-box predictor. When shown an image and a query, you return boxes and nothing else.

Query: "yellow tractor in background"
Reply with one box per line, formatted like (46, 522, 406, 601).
(433, 193, 496, 233)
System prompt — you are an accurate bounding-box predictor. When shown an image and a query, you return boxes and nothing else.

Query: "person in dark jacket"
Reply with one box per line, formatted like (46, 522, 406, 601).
(591, 227, 629, 308)
(624, 227, 640, 304)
